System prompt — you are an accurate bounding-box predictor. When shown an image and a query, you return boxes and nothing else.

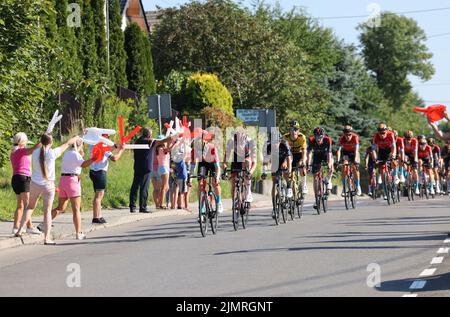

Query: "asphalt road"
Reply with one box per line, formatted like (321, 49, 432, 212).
(0, 197, 449, 297)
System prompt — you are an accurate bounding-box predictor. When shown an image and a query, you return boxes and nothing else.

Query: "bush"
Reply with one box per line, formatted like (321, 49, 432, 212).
(185, 72, 233, 115)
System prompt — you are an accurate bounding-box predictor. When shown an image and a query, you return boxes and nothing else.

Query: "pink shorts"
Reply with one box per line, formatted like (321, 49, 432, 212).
(58, 175, 81, 198)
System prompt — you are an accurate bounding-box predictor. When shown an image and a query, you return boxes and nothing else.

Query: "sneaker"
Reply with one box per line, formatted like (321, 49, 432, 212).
(286, 188, 293, 198)
(37, 223, 44, 232)
(436, 185, 441, 194)
(415, 188, 420, 195)
(383, 195, 387, 200)
(357, 186, 362, 196)
(11, 228, 19, 236)
(217, 202, 224, 214)
(326, 182, 333, 191)
(76, 232, 86, 240)
(245, 191, 253, 203)
(139, 208, 152, 214)
(130, 208, 136, 213)
(341, 190, 346, 197)
(430, 187, 435, 195)
(368, 191, 373, 197)
(399, 175, 406, 183)
(313, 203, 318, 210)
(26, 227, 42, 235)
(377, 175, 382, 185)
(92, 218, 107, 224)
(394, 176, 400, 185)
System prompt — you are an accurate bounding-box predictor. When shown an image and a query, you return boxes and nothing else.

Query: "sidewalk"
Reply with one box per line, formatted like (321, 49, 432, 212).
(0, 190, 347, 251)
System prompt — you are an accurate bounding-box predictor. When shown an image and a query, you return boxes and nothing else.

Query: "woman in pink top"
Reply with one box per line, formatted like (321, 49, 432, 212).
(156, 143, 172, 209)
(10, 132, 42, 235)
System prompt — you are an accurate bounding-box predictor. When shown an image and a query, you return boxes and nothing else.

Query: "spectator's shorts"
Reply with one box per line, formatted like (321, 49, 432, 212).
(177, 179, 188, 193)
(158, 166, 170, 176)
(58, 175, 81, 198)
(11, 174, 31, 195)
(89, 170, 107, 192)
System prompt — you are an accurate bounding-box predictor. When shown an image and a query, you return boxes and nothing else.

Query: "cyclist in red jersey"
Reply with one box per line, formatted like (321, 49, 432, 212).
(336, 124, 361, 196)
(417, 135, 435, 195)
(393, 130, 405, 183)
(428, 137, 441, 194)
(307, 127, 334, 209)
(372, 123, 397, 199)
(403, 130, 419, 195)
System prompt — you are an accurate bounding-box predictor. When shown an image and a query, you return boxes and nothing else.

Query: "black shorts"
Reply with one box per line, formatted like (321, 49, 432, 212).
(292, 153, 304, 168)
(199, 162, 217, 177)
(420, 158, 431, 168)
(444, 157, 450, 170)
(378, 148, 392, 162)
(312, 153, 329, 174)
(90, 170, 107, 192)
(404, 153, 418, 169)
(342, 151, 358, 165)
(11, 174, 31, 195)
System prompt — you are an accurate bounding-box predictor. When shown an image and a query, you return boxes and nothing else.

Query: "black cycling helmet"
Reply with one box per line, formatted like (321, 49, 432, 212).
(427, 137, 435, 145)
(289, 120, 300, 130)
(313, 127, 324, 137)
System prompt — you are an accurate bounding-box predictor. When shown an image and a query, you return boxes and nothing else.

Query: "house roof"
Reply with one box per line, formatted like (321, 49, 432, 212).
(120, 0, 150, 34)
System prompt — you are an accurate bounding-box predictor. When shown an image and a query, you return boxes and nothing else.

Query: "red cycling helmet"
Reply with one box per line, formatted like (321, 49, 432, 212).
(313, 127, 324, 137)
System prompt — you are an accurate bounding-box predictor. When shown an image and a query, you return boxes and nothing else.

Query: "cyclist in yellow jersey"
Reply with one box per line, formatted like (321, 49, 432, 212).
(283, 120, 308, 193)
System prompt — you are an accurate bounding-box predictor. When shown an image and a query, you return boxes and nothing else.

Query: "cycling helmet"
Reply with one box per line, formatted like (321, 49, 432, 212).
(427, 137, 435, 146)
(343, 125, 353, 134)
(377, 123, 387, 132)
(289, 120, 300, 130)
(313, 127, 324, 137)
(404, 130, 414, 139)
(418, 135, 427, 144)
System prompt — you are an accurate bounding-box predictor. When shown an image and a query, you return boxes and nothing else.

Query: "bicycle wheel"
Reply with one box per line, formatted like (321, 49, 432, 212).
(281, 195, 287, 224)
(273, 185, 280, 226)
(350, 179, 356, 209)
(383, 173, 391, 206)
(343, 177, 349, 210)
(232, 184, 240, 231)
(210, 193, 218, 235)
(314, 176, 322, 215)
(322, 191, 328, 213)
(199, 193, 208, 237)
(242, 202, 249, 229)
(297, 191, 304, 219)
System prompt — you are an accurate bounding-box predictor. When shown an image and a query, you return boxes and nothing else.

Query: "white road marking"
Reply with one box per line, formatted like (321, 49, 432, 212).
(431, 257, 444, 264)
(419, 268, 436, 277)
(409, 280, 427, 290)
(437, 247, 449, 254)
(403, 294, 418, 297)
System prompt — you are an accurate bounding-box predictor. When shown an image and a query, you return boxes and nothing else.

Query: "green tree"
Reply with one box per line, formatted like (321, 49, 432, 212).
(124, 23, 155, 96)
(185, 72, 233, 114)
(92, 0, 109, 86)
(54, 0, 83, 92)
(0, 0, 53, 167)
(358, 12, 435, 108)
(151, 0, 316, 122)
(108, 0, 128, 89)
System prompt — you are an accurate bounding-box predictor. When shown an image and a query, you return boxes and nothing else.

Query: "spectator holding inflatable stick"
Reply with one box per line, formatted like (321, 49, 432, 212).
(10, 133, 42, 236)
(16, 134, 80, 245)
(47, 137, 97, 240)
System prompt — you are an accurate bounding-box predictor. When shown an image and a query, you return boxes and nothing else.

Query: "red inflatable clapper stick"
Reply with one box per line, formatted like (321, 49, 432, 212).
(413, 104, 446, 122)
(117, 115, 142, 144)
(92, 142, 113, 162)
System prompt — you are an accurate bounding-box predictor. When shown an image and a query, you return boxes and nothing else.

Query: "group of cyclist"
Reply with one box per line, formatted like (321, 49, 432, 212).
(190, 118, 450, 231)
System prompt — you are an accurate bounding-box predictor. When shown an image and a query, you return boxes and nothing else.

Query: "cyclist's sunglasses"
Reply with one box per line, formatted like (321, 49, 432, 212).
(419, 142, 427, 146)
(290, 128, 299, 132)
(377, 128, 387, 134)
(314, 135, 324, 140)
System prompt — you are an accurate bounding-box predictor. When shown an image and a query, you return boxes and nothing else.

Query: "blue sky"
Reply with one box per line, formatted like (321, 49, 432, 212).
(142, 0, 450, 106)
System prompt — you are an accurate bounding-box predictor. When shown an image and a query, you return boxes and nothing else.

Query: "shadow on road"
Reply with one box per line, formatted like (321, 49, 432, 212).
(376, 272, 450, 294)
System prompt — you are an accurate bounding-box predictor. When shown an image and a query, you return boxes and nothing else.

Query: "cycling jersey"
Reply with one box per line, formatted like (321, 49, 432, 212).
(365, 146, 375, 172)
(225, 135, 257, 163)
(283, 133, 307, 154)
(396, 137, 404, 153)
(372, 131, 395, 150)
(192, 142, 219, 164)
(307, 136, 333, 155)
(338, 133, 359, 153)
(404, 138, 418, 155)
(266, 140, 292, 162)
(442, 145, 450, 159)
(418, 145, 433, 160)
(432, 144, 441, 157)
